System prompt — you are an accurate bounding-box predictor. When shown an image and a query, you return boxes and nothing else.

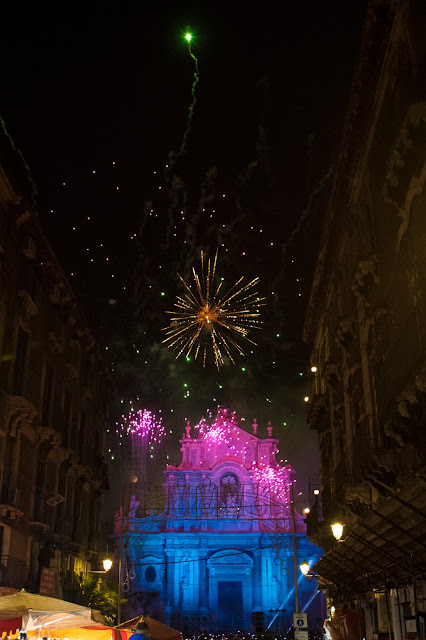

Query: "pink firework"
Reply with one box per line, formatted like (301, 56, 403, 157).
(195, 408, 236, 451)
(119, 409, 166, 474)
(203, 424, 230, 448)
(253, 465, 293, 505)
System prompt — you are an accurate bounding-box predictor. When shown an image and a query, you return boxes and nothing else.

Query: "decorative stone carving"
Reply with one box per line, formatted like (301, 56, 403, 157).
(81, 385, 92, 400)
(15, 208, 30, 228)
(324, 362, 341, 387)
(335, 317, 356, 354)
(382, 103, 426, 250)
(351, 256, 378, 300)
(6, 398, 38, 436)
(35, 426, 61, 449)
(307, 394, 329, 432)
(17, 290, 38, 330)
(64, 363, 79, 385)
(47, 331, 64, 355)
(370, 448, 399, 473)
(343, 481, 371, 505)
(383, 420, 407, 447)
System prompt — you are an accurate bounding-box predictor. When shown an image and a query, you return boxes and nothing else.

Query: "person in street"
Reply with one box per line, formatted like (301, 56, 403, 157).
(129, 621, 150, 640)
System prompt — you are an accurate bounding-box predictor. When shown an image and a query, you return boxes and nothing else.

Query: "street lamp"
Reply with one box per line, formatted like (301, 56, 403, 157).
(300, 560, 319, 579)
(103, 558, 113, 572)
(331, 522, 344, 541)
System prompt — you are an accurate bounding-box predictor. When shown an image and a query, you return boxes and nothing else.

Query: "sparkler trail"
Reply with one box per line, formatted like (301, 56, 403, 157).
(163, 251, 265, 368)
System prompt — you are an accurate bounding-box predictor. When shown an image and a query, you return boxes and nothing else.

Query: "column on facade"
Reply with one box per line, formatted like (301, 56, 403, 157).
(198, 546, 208, 610)
(164, 547, 175, 607)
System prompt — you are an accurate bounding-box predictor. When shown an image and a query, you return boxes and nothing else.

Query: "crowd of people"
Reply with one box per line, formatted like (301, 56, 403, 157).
(181, 632, 325, 640)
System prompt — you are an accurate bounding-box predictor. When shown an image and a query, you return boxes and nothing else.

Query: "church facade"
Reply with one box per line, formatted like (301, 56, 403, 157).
(114, 410, 323, 633)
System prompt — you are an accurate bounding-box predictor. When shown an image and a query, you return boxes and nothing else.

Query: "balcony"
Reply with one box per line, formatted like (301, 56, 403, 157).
(0, 555, 28, 589)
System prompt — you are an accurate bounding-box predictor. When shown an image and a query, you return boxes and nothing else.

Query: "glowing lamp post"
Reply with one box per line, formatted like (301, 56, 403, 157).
(331, 522, 344, 541)
(103, 558, 113, 572)
(300, 560, 310, 576)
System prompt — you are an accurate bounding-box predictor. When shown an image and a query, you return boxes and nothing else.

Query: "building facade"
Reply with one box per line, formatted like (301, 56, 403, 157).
(114, 409, 324, 633)
(302, 1, 426, 638)
(0, 157, 111, 595)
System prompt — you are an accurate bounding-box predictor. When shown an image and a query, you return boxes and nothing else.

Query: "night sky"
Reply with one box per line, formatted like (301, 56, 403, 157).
(1, 1, 366, 507)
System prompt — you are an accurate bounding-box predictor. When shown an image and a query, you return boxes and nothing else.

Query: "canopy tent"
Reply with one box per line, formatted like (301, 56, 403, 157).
(115, 616, 182, 640)
(0, 588, 19, 597)
(28, 624, 127, 640)
(0, 590, 99, 631)
(0, 617, 22, 636)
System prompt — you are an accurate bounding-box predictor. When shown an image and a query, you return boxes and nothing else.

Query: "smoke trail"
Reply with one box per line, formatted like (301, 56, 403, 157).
(279, 166, 333, 266)
(183, 166, 217, 271)
(161, 32, 200, 251)
(179, 37, 200, 157)
(272, 166, 334, 308)
(165, 173, 187, 247)
(167, 33, 200, 173)
(0, 115, 38, 208)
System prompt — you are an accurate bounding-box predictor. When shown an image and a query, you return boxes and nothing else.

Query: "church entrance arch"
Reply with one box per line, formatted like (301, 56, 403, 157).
(207, 550, 253, 631)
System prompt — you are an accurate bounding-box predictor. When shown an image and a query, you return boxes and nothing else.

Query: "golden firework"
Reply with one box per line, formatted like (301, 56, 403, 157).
(163, 251, 264, 368)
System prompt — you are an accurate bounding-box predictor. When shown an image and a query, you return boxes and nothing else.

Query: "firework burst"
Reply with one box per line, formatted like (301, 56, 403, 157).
(117, 409, 166, 480)
(163, 251, 265, 368)
(252, 465, 293, 504)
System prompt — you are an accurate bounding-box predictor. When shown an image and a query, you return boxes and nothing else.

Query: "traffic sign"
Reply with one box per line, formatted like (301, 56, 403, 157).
(294, 630, 309, 640)
(293, 613, 308, 628)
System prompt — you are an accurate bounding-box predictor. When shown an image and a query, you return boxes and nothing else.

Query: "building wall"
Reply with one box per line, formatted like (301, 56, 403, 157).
(0, 158, 112, 594)
(304, 0, 426, 532)
(303, 0, 426, 637)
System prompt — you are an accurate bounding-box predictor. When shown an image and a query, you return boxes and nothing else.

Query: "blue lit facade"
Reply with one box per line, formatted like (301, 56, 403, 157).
(115, 411, 323, 632)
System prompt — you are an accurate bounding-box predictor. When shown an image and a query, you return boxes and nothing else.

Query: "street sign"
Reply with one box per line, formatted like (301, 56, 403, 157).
(293, 613, 308, 628)
(294, 630, 309, 640)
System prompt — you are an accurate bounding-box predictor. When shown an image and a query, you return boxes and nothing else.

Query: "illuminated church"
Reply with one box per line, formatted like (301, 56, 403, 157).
(114, 409, 323, 633)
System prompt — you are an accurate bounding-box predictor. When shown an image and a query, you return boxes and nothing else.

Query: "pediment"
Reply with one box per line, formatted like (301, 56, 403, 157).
(208, 549, 253, 565)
